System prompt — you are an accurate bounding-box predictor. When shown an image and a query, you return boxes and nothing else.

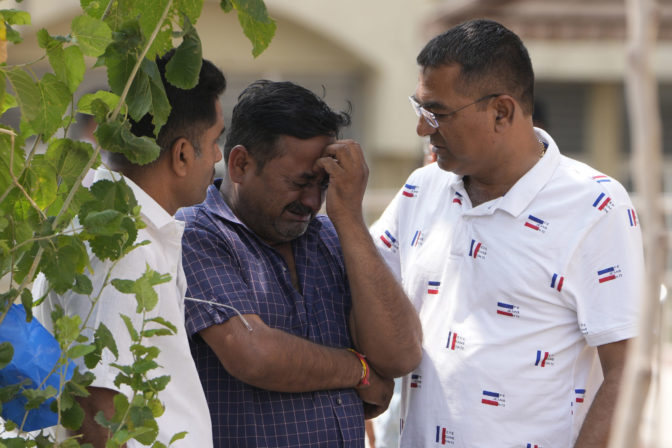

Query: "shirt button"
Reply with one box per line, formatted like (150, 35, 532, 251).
(336, 398, 342, 405)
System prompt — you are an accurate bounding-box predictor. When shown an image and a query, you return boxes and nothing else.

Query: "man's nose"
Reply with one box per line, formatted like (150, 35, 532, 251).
(300, 184, 323, 212)
(416, 116, 437, 137)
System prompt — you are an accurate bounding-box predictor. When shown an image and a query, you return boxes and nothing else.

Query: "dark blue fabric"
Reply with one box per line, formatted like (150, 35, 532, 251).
(177, 181, 364, 447)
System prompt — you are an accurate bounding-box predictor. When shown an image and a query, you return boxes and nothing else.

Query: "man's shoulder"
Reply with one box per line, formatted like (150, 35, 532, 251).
(555, 155, 633, 205)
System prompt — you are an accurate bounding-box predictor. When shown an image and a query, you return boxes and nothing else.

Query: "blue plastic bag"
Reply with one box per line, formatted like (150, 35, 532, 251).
(0, 304, 75, 431)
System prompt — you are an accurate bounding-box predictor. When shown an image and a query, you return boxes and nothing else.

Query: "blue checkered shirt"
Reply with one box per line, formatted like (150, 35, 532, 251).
(176, 181, 365, 447)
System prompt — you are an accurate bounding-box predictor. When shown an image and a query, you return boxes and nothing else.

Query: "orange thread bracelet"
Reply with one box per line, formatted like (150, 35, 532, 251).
(347, 348, 370, 387)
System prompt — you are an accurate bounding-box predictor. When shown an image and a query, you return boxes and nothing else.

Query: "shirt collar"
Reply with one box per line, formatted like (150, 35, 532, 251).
(450, 127, 560, 217)
(93, 168, 177, 230)
(497, 128, 560, 218)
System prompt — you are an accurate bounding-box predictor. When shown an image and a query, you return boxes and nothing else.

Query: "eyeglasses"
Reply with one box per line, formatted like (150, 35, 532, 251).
(409, 94, 501, 128)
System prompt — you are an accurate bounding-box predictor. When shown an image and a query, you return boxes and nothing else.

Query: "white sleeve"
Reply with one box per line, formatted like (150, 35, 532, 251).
(566, 202, 644, 347)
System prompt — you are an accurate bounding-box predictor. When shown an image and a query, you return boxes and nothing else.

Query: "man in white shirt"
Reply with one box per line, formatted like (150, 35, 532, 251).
(34, 49, 226, 447)
(371, 19, 644, 447)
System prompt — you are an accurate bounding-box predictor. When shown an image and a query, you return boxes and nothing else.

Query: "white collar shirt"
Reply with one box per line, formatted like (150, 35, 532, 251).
(34, 168, 213, 448)
(370, 129, 644, 447)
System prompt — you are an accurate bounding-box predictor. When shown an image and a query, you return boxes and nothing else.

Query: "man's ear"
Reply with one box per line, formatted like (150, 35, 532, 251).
(228, 145, 253, 183)
(170, 137, 194, 177)
(493, 95, 516, 130)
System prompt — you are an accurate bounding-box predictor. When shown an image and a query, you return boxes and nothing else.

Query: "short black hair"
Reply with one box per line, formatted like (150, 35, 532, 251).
(417, 19, 535, 116)
(128, 49, 226, 157)
(224, 80, 351, 171)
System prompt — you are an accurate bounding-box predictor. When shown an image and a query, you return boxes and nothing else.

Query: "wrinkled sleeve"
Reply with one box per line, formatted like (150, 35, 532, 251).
(181, 222, 258, 337)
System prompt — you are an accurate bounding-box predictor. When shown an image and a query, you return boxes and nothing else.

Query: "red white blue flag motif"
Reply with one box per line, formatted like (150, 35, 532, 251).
(592, 192, 612, 211)
(592, 174, 611, 183)
(627, 208, 637, 227)
(597, 266, 620, 283)
(427, 281, 440, 294)
(402, 183, 418, 198)
(550, 273, 564, 291)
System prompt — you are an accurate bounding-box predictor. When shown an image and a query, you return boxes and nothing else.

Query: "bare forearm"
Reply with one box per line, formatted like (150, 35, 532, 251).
(75, 387, 125, 448)
(201, 316, 363, 392)
(335, 216, 422, 377)
(574, 368, 623, 447)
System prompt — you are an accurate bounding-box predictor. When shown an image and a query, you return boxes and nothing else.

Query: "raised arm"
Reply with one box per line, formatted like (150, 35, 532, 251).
(316, 140, 423, 378)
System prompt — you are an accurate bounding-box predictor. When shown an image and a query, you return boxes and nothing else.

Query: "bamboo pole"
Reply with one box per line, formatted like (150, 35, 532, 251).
(608, 0, 665, 447)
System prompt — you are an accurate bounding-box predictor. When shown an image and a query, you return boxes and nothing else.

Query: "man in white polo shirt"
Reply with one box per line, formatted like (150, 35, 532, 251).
(371, 19, 644, 447)
(34, 49, 226, 447)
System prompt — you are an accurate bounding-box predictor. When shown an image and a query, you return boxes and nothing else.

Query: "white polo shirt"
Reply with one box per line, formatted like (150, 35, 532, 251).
(370, 129, 643, 447)
(34, 169, 213, 448)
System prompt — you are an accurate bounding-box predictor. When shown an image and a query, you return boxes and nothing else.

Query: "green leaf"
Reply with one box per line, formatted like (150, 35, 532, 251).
(23, 385, 57, 410)
(164, 18, 202, 90)
(142, 58, 170, 136)
(60, 400, 85, 430)
(111, 278, 134, 294)
(0, 93, 18, 114)
(102, 21, 143, 96)
(20, 154, 58, 209)
(237, 9, 276, 58)
(220, 0, 234, 13)
(144, 316, 177, 334)
(40, 236, 88, 294)
(20, 288, 33, 320)
(170, 431, 188, 444)
(0, 342, 13, 370)
(83, 209, 125, 236)
(53, 312, 82, 348)
(50, 45, 85, 94)
(138, 0, 171, 60)
(5, 69, 40, 121)
(33, 73, 71, 139)
(71, 14, 112, 57)
(95, 322, 118, 358)
(95, 120, 161, 165)
(45, 138, 93, 188)
(67, 344, 96, 359)
(175, 0, 204, 25)
(73, 272, 93, 295)
(78, 90, 122, 115)
(141, 328, 172, 337)
(119, 314, 139, 342)
(37, 28, 62, 50)
(0, 127, 25, 194)
(0, 9, 31, 26)
(80, 0, 107, 19)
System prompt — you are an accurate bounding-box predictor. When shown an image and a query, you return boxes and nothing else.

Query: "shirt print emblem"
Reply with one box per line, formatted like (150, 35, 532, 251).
(527, 444, 543, 448)
(446, 331, 465, 351)
(592, 174, 611, 183)
(452, 191, 463, 206)
(402, 183, 419, 198)
(468, 239, 487, 259)
(379, 230, 399, 252)
(574, 388, 586, 403)
(497, 301, 520, 318)
(550, 273, 565, 292)
(592, 192, 613, 212)
(627, 208, 638, 227)
(427, 280, 441, 294)
(534, 350, 554, 367)
(410, 373, 422, 389)
(481, 390, 506, 407)
(435, 426, 455, 445)
(597, 266, 622, 283)
(411, 229, 424, 247)
(524, 214, 548, 232)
